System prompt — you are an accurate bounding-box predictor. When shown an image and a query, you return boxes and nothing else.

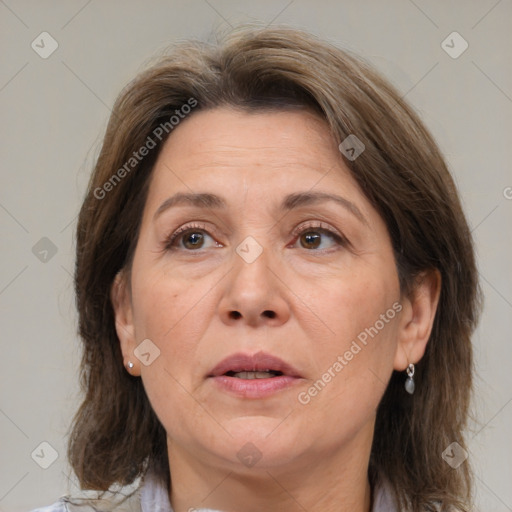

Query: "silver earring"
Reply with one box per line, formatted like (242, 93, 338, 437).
(127, 361, 134, 369)
(405, 363, 415, 394)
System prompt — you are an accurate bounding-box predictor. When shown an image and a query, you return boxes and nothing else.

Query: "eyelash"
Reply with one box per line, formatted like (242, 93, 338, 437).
(163, 222, 211, 250)
(290, 221, 348, 250)
(163, 221, 348, 251)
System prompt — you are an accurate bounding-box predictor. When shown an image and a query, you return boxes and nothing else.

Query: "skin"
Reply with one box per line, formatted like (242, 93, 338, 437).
(111, 108, 440, 512)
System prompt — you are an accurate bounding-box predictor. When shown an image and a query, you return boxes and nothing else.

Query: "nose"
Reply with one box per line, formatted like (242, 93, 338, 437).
(218, 245, 291, 328)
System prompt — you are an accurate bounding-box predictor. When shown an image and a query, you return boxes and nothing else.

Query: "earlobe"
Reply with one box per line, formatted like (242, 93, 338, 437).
(394, 269, 441, 371)
(110, 270, 140, 375)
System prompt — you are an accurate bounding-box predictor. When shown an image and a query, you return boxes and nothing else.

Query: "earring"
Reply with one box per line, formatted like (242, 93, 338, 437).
(126, 361, 134, 369)
(405, 363, 415, 394)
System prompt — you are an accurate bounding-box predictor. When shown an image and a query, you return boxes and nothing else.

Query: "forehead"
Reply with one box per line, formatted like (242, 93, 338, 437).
(161, 106, 334, 153)
(147, 108, 363, 198)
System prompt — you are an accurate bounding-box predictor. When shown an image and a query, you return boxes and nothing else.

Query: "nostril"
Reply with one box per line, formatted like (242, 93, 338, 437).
(227, 310, 276, 320)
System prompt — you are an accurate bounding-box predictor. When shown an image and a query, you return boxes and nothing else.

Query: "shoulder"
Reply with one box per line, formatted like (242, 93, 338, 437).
(372, 476, 400, 512)
(28, 497, 97, 512)
(29, 490, 142, 512)
(29, 499, 69, 512)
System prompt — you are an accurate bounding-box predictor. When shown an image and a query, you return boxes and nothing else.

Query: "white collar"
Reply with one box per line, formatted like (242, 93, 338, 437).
(141, 471, 398, 512)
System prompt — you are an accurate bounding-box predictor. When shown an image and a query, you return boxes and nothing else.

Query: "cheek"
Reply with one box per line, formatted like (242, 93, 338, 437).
(132, 271, 214, 341)
(306, 263, 399, 345)
(297, 264, 400, 410)
(131, 276, 215, 434)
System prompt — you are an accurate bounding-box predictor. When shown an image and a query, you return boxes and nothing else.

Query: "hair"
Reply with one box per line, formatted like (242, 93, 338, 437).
(69, 26, 481, 511)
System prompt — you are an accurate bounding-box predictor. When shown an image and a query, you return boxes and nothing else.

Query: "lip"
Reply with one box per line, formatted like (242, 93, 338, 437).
(207, 351, 303, 399)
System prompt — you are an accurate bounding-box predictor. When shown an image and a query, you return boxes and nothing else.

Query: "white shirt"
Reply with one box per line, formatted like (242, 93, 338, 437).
(31, 470, 398, 512)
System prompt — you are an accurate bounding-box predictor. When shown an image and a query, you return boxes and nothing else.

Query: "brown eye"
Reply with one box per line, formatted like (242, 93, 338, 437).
(300, 231, 322, 249)
(293, 225, 347, 251)
(182, 231, 205, 249)
(164, 224, 222, 252)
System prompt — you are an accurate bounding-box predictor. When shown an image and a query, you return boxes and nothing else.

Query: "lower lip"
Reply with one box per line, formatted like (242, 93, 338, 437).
(210, 375, 300, 398)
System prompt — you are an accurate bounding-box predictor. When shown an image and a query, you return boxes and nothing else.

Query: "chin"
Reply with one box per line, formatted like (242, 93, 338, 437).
(210, 415, 306, 469)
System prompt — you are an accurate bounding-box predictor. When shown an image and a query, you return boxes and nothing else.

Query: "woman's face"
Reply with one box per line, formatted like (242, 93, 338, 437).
(113, 108, 419, 475)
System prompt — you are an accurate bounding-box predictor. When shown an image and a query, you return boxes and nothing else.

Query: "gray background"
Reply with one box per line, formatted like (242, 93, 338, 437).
(1, 1, 511, 510)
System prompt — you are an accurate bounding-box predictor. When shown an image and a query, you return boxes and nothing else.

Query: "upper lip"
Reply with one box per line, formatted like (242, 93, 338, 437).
(208, 351, 302, 378)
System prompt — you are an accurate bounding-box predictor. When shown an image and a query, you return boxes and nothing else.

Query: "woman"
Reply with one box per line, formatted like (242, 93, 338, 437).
(33, 26, 480, 512)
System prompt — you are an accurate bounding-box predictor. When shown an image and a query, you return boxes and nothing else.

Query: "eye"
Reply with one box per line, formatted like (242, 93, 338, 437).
(164, 224, 221, 251)
(291, 222, 347, 251)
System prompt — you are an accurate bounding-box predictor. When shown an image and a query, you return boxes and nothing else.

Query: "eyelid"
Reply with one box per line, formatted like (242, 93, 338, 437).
(290, 220, 348, 244)
(163, 220, 350, 251)
(163, 222, 216, 249)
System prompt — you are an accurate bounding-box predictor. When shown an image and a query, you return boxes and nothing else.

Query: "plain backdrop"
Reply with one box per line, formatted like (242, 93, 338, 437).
(1, 1, 511, 511)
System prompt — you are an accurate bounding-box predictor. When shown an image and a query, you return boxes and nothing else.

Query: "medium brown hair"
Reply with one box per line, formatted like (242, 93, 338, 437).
(69, 26, 481, 511)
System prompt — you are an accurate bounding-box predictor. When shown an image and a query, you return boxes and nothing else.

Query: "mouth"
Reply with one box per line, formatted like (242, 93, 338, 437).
(223, 370, 284, 379)
(207, 351, 302, 399)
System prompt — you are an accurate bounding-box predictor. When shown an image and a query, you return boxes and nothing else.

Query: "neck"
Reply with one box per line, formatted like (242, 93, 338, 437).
(167, 429, 374, 512)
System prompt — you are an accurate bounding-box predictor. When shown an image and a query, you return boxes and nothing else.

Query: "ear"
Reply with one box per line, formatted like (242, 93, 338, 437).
(110, 270, 140, 376)
(394, 269, 441, 371)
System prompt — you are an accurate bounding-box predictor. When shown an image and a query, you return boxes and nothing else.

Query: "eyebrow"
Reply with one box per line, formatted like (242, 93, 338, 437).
(153, 191, 368, 226)
(153, 192, 226, 220)
(281, 191, 368, 226)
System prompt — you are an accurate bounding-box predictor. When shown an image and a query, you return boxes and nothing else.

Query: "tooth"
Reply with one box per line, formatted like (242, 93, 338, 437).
(232, 371, 276, 379)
